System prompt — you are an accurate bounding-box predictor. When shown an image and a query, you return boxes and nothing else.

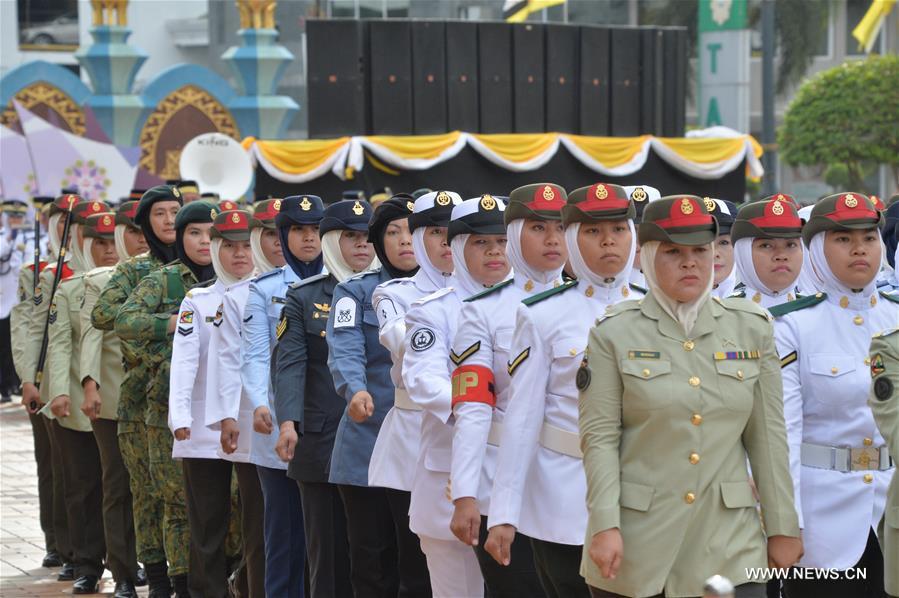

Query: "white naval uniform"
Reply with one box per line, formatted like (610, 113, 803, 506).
(204, 279, 282, 469)
(489, 280, 643, 545)
(169, 282, 225, 459)
(449, 273, 561, 510)
(403, 284, 484, 597)
(774, 290, 899, 570)
(1, 227, 35, 319)
(368, 270, 443, 490)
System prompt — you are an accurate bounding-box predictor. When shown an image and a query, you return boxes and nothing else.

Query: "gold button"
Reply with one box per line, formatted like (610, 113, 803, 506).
(831, 367, 838, 375)
(684, 492, 696, 504)
(840, 296, 849, 308)
(622, 286, 630, 297)
(319, 330, 326, 337)
(736, 370, 744, 380)
(865, 357, 871, 366)
(585, 285, 594, 298)
(871, 295, 878, 307)
(642, 369, 651, 378)
(313, 313, 319, 319)
(863, 473, 874, 484)
(689, 376, 701, 387)
(689, 452, 700, 465)
(853, 315, 864, 325)
(691, 413, 703, 426)
(863, 437, 874, 447)
(569, 348, 577, 356)
(683, 340, 695, 351)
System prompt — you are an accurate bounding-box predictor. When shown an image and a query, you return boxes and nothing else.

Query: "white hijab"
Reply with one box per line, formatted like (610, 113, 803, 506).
(640, 240, 715, 336)
(564, 220, 636, 292)
(449, 234, 513, 296)
(210, 237, 256, 288)
(113, 224, 131, 262)
(321, 229, 379, 284)
(250, 227, 278, 274)
(82, 237, 98, 271)
(808, 230, 881, 308)
(67, 223, 88, 272)
(412, 227, 453, 288)
(506, 219, 564, 292)
(48, 213, 62, 258)
(733, 237, 801, 299)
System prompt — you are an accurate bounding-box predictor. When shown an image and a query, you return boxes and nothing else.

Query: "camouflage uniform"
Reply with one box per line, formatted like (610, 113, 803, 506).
(92, 253, 166, 566)
(115, 261, 196, 577)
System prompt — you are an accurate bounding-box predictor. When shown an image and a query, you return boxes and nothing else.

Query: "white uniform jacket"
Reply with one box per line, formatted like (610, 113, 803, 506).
(369, 271, 442, 490)
(489, 280, 642, 545)
(169, 281, 225, 459)
(774, 290, 899, 569)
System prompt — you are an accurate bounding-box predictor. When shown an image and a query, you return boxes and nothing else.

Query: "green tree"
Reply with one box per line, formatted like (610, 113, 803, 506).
(779, 54, 899, 194)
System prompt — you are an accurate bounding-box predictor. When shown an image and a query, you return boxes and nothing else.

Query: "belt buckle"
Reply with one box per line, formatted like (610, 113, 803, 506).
(849, 447, 880, 471)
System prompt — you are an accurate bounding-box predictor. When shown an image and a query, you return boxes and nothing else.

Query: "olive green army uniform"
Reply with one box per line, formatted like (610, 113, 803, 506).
(46, 273, 106, 579)
(578, 293, 800, 597)
(115, 261, 197, 577)
(868, 330, 899, 598)
(80, 266, 139, 583)
(91, 253, 167, 566)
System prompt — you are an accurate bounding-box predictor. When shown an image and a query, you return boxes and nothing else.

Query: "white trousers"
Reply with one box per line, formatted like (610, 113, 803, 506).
(419, 534, 484, 598)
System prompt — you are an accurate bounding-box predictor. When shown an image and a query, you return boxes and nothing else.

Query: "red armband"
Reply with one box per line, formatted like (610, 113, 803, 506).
(451, 365, 496, 409)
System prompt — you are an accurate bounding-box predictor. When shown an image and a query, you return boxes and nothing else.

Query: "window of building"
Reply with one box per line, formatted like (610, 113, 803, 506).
(17, 0, 80, 51)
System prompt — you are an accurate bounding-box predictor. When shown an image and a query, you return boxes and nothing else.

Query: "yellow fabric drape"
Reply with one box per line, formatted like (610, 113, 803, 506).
(249, 136, 350, 174)
(469, 133, 558, 163)
(656, 136, 756, 163)
(562, 134, 651, 167)
(365, 131, 462, 160)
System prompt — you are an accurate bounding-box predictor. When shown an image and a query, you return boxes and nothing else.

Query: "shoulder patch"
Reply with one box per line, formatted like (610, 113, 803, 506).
(333, 296, 357, 328)
(768, 292, 827, 318)
(628, 283, 647, 295)
(412, 286, 454, 307)
(878, 290, 899, 304)
(464, 279, 513, 302)
(522, 280, 578, 306)
(288, 272, 329, 290)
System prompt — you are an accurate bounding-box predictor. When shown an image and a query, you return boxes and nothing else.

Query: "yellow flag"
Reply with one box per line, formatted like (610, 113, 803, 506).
(852, 0, 896, 53)
(503, 0, 566, 23)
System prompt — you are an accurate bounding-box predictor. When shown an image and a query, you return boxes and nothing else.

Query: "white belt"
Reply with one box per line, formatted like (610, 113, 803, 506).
(486, 421, 503, 447)
(539, 422, 583, 459)
(800, 442, 893, 472)
(393, 388, 422, 412)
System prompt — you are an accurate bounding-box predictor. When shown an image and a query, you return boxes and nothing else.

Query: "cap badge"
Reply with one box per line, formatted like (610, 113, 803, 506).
(352, 201, 365, 216)
(300, 197, 312, 211)
(102, 215, 112, 226)
(481, 195, 496, 210)
(407, 201, 415, 211)
(703, 197, 716, 212)
(231, 212, 241, 224)
(91, 202, 101, 212)
(777, 194, 785, 201)
(631, 187, 647, 202)
(844, 194, 858, 208)
(595, 185, 608, 200)
(681, 198, 695, 215)
(772, 200, 785, 216)
(172, 187, 181, 199)
(65, 195, 77, 207)
(542, 185, 556, 201)
(436, 191, 451, 206)
(210, 208, 218, 220)
(273, 199, 281, 212)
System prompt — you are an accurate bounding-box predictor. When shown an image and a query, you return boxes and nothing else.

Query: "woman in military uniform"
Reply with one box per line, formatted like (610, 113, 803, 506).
(730, 198, 803, 310)
(46, 202, 117, 594)
(579, 195, 802, 598)
(773, 192, 897, 598)
(401, 195, 509, 598)
(274, 198, 376, 597)
(449, 183, 569, 597)
(169, 209, 255, 598)
(485, 183, 642, 598)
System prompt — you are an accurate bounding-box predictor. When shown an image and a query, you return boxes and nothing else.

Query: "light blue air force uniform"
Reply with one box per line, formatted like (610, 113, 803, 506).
(326, 268, 395, 486)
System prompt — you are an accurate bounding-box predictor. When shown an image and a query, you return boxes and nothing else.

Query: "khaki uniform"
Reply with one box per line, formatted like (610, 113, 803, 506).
(578, 293, 800, 597)
(869, 330, 899, 598)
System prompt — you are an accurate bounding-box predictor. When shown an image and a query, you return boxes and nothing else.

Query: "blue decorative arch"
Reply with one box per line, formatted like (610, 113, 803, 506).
(0, 60, 93, 108)
(140, 64, 237, 114)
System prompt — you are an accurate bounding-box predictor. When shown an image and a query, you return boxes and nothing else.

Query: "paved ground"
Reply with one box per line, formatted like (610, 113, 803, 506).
(0, 397, 145, 596)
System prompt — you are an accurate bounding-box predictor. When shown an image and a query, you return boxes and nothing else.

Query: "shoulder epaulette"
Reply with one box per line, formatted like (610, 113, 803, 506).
(597, 300, 641, 325)
(346, 268, 381, 282)
(522, 280, 578, 306)
(768, 292, 827, 318)
(720, 296, 771, 321)
(629, 283, 647, 295)
(729, 289, 746, 299)
(84, 266, 115, 279)
(378, 276, 413, 287)
(289, 272, 329, 290)
(192, 278, 216, 289)
(252, 268, 282, 283)
(879, 290, 899, 304)
(873, 327, 899, 339)
(413, 286, 454, 307)
(464, 278, 513, 302)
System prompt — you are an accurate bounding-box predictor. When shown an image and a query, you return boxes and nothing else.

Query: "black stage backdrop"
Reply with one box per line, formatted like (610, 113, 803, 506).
(253, 144, 747, 203)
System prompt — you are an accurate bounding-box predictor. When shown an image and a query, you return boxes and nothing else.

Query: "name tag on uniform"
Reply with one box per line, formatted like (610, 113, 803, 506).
(271, 296, 286, 304)
(627, 350, 660, 360)
(713, 350, 760, 360)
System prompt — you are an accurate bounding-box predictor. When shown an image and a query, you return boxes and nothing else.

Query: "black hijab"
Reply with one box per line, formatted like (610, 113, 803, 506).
(174, 201, 216, 282)
(368, 195, 419, 279)
(134, 185, 183, 264)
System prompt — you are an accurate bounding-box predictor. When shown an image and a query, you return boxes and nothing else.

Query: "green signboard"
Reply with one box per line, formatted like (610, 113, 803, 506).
(699, 0, 748, 32)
